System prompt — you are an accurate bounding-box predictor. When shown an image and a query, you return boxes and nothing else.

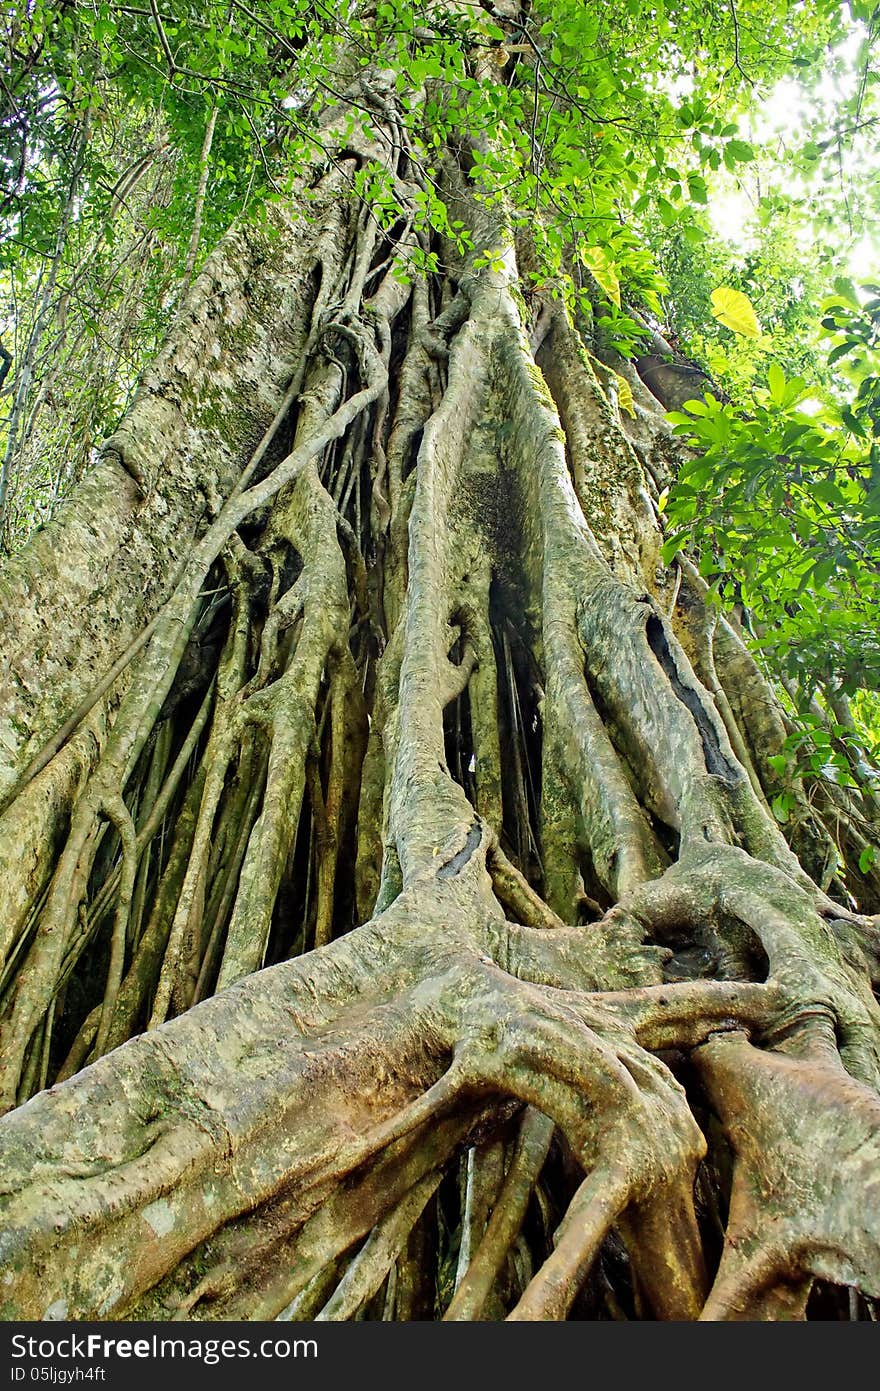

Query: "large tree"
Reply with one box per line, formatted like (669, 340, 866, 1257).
(1, 0, 880, 1322)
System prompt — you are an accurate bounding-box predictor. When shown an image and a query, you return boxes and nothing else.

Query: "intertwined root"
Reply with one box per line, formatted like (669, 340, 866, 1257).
(2, 826, 873, 1323)
(453, 988, 708, 1321)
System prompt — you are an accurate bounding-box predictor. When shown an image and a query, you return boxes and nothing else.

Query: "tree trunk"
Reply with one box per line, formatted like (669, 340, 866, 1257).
(1, 61, 879, 1324)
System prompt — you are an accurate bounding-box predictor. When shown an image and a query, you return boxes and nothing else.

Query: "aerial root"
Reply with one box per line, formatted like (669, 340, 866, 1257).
(507, 1165, 631, 1320)
(171, 1104, 481, 1322)
(589, 977, 785, 1051)
(55, 762, 209, 1078)
(92, 794, 137, 1059)
(0, 294, 388, 1109)
(618, 1181, 708, 1320)
(445, 1107, 554, 1320)
(487, 836, 566, 930)
(442, 966, 709, 1317)
(452, 1131, 508, 1298)
(314, 1169, 443, 1320)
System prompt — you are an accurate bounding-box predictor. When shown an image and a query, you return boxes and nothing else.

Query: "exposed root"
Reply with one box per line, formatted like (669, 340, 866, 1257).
(697, 1031, 880, 1318)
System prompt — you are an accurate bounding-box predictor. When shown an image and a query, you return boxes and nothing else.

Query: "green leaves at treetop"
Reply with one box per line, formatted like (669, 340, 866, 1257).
(1, 0, 867, 345)
(2, 0, 878, 550)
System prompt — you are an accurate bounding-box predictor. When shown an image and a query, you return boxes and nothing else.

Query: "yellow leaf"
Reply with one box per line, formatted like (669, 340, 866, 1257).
(710, 286, 761, 339)
(581, 245, 621, 308)
(613, 371, 635, 417)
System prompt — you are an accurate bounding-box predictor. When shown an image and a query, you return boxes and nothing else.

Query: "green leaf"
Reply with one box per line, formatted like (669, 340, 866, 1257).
(686, 172, 708, 204)
(613, 371, 635, 417)
(811, 553, 839, 587)
(767, 361, 786, 406)
(771, 793, 793, 823)
(661, 532, 686, 564)
(710, 286, 761, 339)
(726, 139, 755, 163)
(580, 245, 620, 308)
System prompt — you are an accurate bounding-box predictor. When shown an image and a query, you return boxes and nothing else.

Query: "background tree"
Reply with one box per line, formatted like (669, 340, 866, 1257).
(1, 0, 880, 1322)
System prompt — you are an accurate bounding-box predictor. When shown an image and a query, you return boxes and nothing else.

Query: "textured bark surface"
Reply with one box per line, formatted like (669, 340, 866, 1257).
(1, 65, 879, 1323)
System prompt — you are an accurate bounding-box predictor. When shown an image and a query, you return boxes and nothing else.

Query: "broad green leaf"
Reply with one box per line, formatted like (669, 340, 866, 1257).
(827, 339, 860, 366)
(710, 287, 761, 339)
(613, 372, 635, 417)
(661, 532, 687, 564)
(768, 361, 786, 405)
(580, 246, 620, 307)
(726, 139, 755, 163)
(771, 793, 793, 823)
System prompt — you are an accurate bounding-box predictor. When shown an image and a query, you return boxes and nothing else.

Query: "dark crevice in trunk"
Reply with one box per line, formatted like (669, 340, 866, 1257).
(645, 810, 680, 861)
(577, 854, 615, 919)
(264, 791, 313, 966)
(807, 1280, 880, 1320)
(715, 920, 771, 983)
(387, 297, 412, 396)
(159, 584, 231, 723)
(492, 610, 544, 885)
(274, 545, 304, 607)
(403, 426, 424, 483)
(366, 220, 410, 288)
(443, 651, 477, 810)
(664, 1052, 733, 1255)
(661, 930, 723, 982)
(438, 821, 481, 879)
(645, 613, 739, 781)
(575, 1230, 640, 1321)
